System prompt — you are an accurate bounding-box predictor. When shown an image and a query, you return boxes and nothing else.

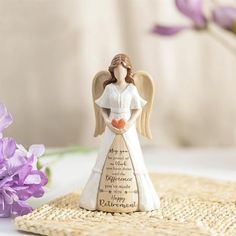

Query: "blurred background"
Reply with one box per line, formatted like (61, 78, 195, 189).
(0, 0, 236, 148)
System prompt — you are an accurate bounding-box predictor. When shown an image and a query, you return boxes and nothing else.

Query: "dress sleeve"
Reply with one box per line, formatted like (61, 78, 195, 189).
(95, 85, 110, 109)
(130, 86, 147, 109)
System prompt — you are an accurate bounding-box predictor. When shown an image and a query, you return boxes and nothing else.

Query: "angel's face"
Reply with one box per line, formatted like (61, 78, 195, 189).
(113, 64, 127, 83)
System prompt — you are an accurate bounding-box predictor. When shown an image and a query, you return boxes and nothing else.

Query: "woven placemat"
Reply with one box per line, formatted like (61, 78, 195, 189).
(15, 173, 236, 236)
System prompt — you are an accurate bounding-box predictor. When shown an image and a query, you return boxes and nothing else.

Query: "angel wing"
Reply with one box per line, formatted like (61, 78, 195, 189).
(92, 71, 111, 137)
(133, 71, 155, 139)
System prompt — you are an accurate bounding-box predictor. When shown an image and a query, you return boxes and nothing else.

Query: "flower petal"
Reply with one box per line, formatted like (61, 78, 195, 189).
(1, 188, 18, 205)
(5, 151, 28, 175)
(0, 103, 6, 117)
(24, 174, 41, 185)
(0, 138, 16, 164)
(151, 25, 190, 36)
(175, 0, 206, 27)
(0, 143, 3, 163)
(0, 196, 32, 217)
(0, 103, 13, 134)
(0, 196, 11, 218)
(212, 6, 236, 30)
(2, 138, 16, 158)
(11, 201, 32, 216)
(15, 165, 32, 185)
(29, 144, 45, 157)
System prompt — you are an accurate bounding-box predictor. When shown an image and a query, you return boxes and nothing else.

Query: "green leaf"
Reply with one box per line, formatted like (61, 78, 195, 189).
(45, 167, 52, 185)
(37, 160, 43, 170)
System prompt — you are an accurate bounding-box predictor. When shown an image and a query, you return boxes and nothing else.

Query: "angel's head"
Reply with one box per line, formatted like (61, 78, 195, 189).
(103, 54, 135, 88)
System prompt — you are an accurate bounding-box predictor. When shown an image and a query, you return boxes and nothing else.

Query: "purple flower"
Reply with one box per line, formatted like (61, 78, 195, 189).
(0, 103, 48, 218)
(152, 0, 207, 36)
(0, 103, 13, 138)
(212, 6, 236, 33)
(152, 25, 190, 36)
(0, 142, 47, 217)
(175, 0, 206, 28)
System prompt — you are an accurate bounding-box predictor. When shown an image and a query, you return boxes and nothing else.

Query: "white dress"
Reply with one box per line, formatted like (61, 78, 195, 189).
(79, 83, 160, 211)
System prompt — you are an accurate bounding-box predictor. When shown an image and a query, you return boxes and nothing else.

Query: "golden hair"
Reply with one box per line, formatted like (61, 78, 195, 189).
(103, 53, 135, 88)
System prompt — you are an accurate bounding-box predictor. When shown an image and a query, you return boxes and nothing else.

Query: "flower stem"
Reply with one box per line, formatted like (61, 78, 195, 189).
(42, 145, 93, 158)
(207, 27, 236, 56)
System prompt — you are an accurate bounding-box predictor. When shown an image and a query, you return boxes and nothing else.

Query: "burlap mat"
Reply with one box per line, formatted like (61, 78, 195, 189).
(15, 173, 236, 236)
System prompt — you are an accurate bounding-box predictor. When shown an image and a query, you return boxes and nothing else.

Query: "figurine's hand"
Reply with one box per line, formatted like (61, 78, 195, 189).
(119, 121, 133, 134)
(105, 120, 121, 134)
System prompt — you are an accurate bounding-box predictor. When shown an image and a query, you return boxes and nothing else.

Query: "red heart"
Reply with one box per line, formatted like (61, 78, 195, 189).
(111, 119, 126, 129)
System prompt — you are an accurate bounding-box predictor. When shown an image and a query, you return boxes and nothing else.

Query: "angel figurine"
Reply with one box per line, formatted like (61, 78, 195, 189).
(79, 54, 160, 213)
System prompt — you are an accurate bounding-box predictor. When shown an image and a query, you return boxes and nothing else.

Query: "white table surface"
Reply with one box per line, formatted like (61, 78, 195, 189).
(1, 148, 236, 236)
